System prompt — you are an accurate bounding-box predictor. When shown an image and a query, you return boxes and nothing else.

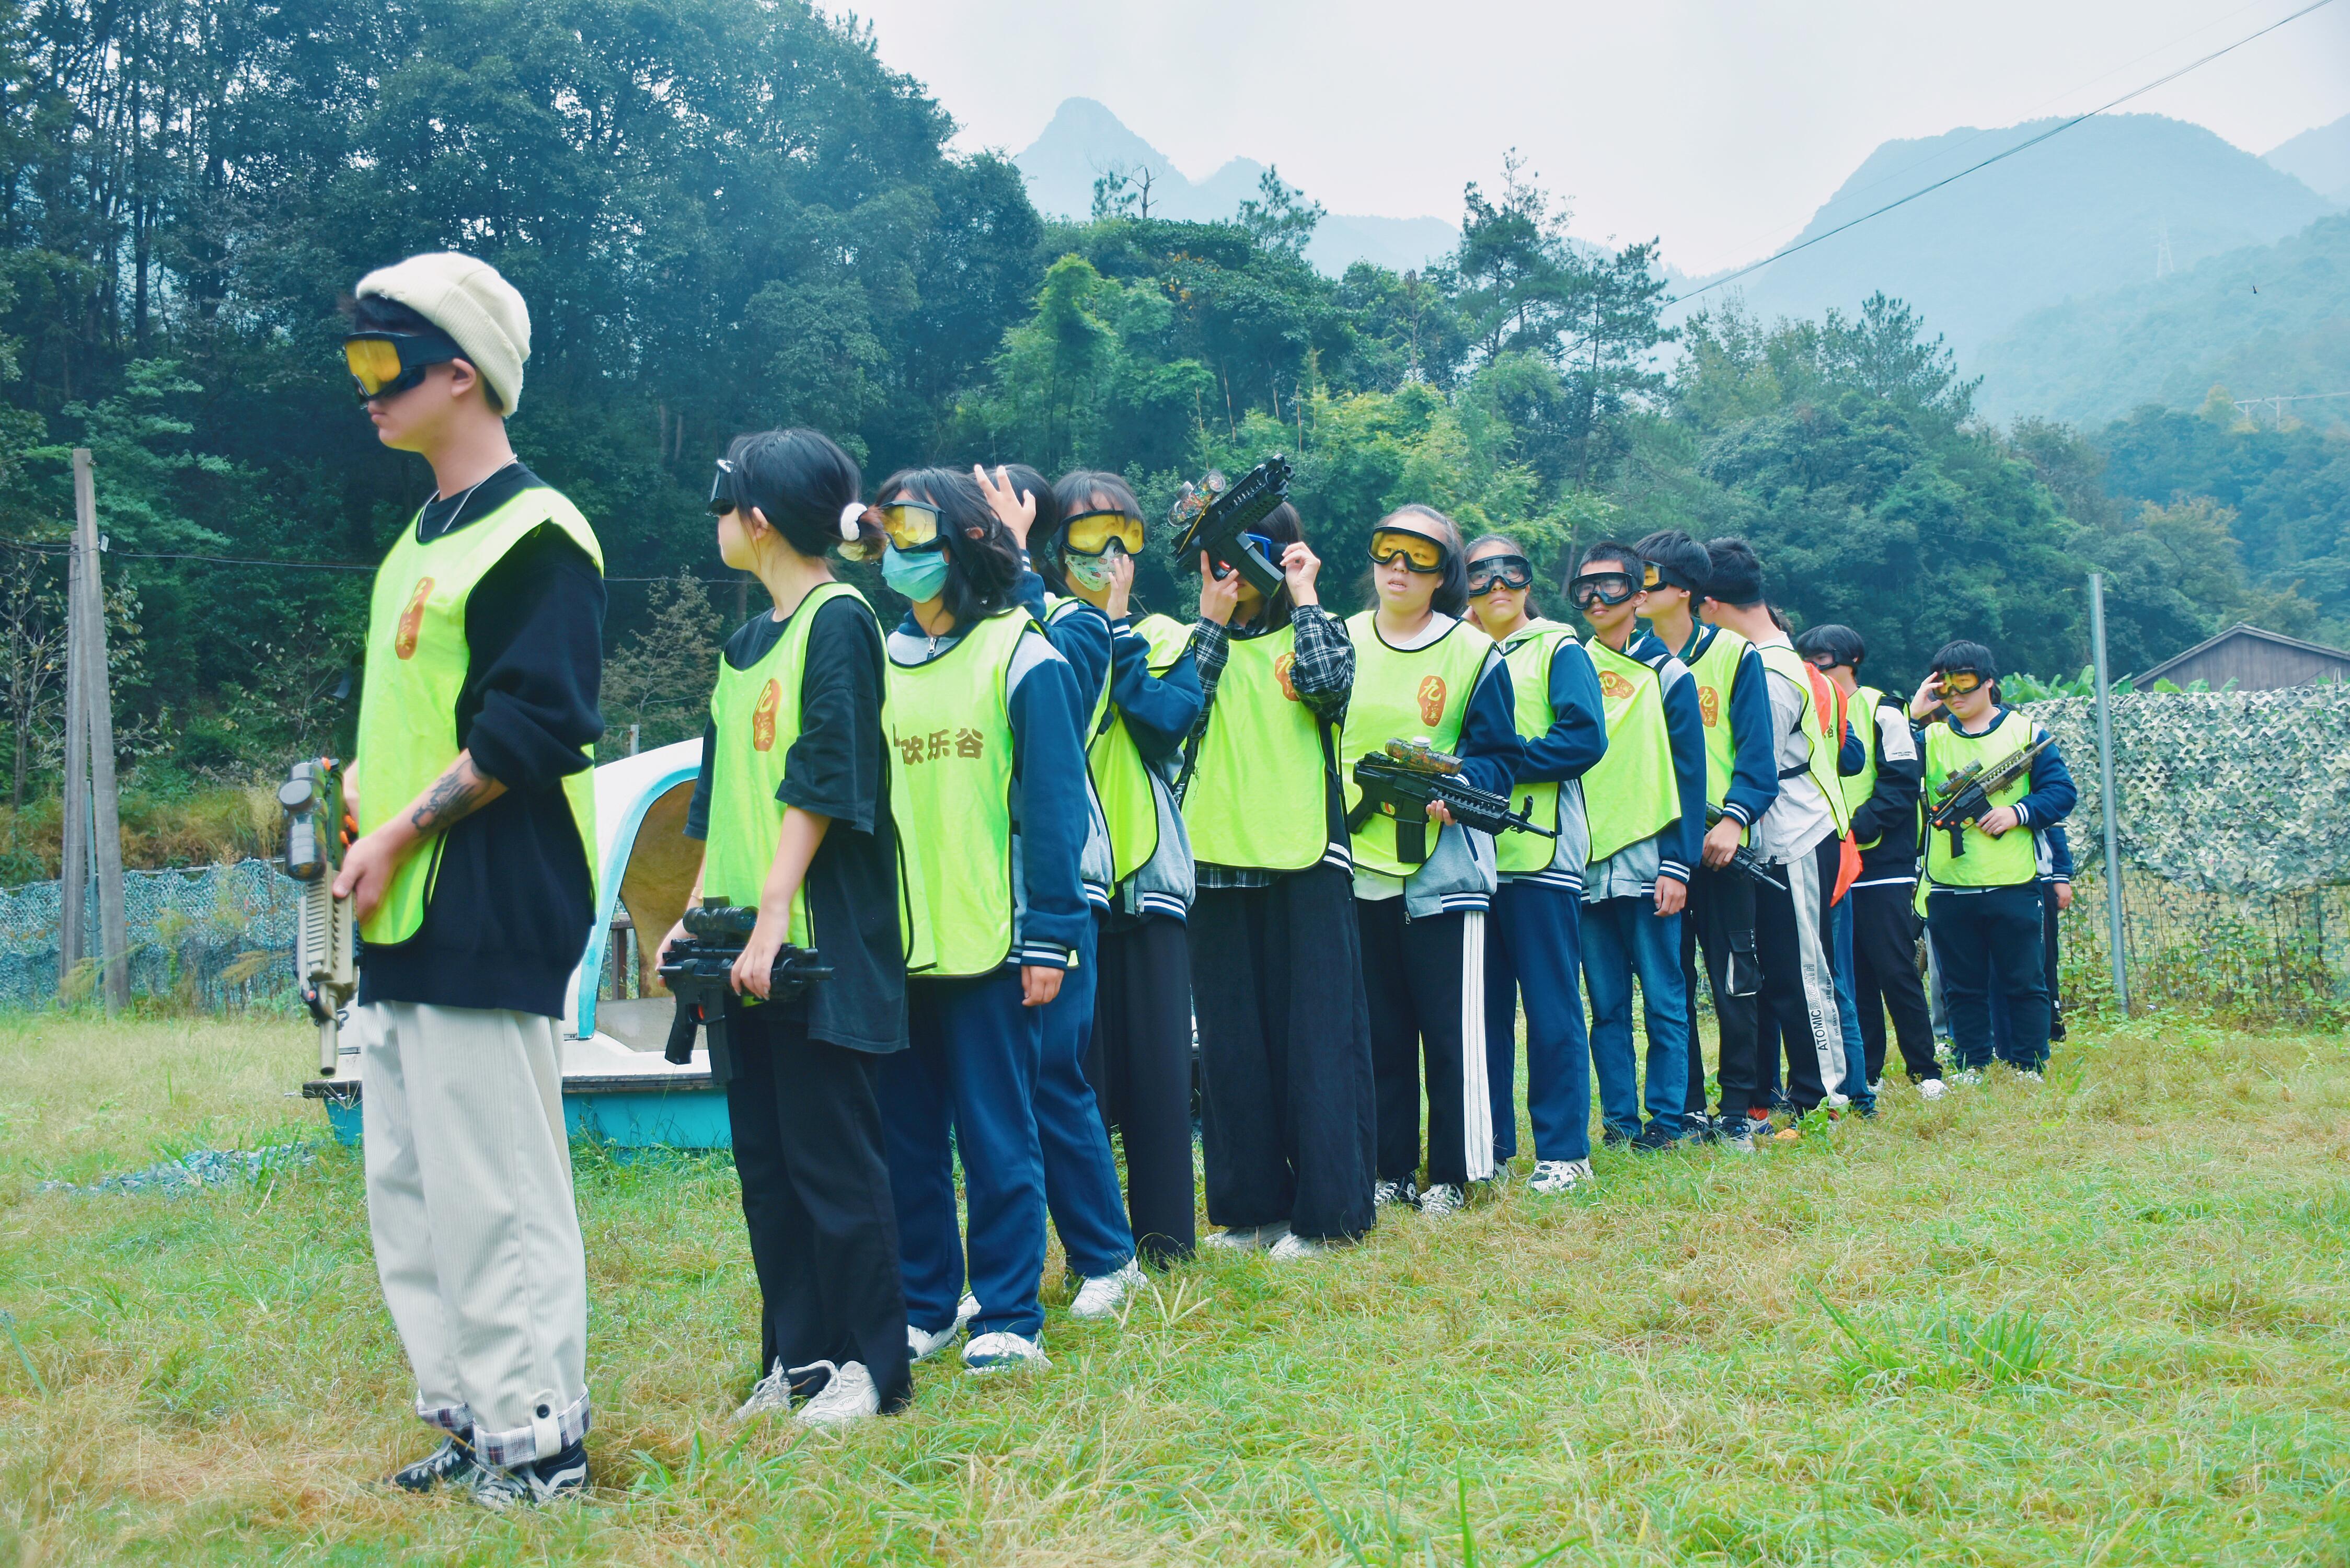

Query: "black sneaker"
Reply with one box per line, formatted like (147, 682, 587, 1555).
(467, 1439, 591, 1510)
(388, 1433, 479, 1493)
(1682, 1111, 1718, 1144)
(1629, 1121, 1681, 1152)
(1600, 1125, 1634, 1149)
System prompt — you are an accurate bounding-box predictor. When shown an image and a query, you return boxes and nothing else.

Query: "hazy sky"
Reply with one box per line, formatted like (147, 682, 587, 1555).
(837, 0, 2350, 273)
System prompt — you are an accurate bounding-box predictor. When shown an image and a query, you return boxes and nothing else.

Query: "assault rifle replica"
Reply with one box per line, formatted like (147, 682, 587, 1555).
(1169, 455, 1293, 597)
(658, 901, 832, 1079)
(1927, 735, 2054, 859)
(1347, 739, 1556, 866)
(1702, 806, 1787, 892)
(279, 758, 358, 1077)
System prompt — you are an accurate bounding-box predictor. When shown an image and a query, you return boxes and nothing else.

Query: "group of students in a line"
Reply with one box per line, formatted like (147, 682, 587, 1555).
(329, 252, 2078, 1506)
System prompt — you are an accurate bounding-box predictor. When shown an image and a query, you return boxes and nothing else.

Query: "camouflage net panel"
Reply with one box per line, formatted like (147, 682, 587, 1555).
(0, 859, 300, 1012)
(2021, 688, 2350, 897)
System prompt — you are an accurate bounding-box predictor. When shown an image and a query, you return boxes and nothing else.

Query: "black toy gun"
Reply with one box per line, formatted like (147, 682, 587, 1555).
(1347, 739, 1555, 865)
(1702, 806, 1787, 892)
(656, 901, 832, 1080)
(1169, 455, 1293, 597)
(1927, 735, 2053, 859)
(279, 758, 358, 1078)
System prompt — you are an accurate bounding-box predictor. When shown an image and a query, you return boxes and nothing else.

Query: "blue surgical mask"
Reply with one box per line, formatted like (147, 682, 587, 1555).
(881, 544, 950, 603)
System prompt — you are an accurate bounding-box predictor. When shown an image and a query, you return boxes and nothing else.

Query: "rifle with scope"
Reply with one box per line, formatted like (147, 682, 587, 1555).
(278, 758, 358, 1078)
(1927, 735, 2054, 859)
(1346, 739, 1556, 866)
(657, 901, 832, 1080)
(1168, 455, 1293, 597)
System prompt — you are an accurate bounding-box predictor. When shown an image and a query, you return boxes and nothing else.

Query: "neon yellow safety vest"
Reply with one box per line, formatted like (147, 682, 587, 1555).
(1182, 622, 1329, 872)
(1580, 636, 1677, 863)
(1842, 683, 1885, 850)
(1683, 625, 1751, 814)
(355, 488, 602, 947)
(1341, 613, 1497, 879)
(1922, 708, 2040, 888)
(701, 582, 867, 948)
(1494, 619, 1577, 875)
(886, 608, 1036, 977)
(1756, 642, 1853, 838)
(1051, 601, 1193, 885)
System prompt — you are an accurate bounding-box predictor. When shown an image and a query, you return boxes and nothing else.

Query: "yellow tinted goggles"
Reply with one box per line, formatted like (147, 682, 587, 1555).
(1367, 528, 1447, 573)
(1063, 509, 1144, 557)
(874, 500, 943, 552)
(342, 332, 459, 399)
(1938, 670, 1984, 696)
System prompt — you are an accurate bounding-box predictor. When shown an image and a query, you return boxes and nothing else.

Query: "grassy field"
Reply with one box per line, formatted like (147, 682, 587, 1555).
(1, 1011, 2346, 1565)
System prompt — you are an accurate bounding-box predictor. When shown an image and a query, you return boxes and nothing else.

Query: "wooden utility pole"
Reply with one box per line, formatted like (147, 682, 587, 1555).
(64, 449, 129, 1011)
(59, 495, 88, 983)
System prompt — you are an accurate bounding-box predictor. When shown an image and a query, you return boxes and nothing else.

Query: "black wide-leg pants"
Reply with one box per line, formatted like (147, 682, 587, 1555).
(1088, 912, 1200, 1265)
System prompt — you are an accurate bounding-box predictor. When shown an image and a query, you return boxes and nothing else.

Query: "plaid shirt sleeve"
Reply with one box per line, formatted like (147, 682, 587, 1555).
(1285, 605, 1353, 721)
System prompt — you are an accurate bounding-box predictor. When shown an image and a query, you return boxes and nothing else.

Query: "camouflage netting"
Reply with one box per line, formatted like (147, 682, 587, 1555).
(2020, 688, 2350, 897)
(0, 859, 299, 1011)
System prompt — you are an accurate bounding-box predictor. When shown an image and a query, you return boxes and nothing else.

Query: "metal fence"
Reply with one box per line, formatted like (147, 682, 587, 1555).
(0, 858, 300, 1012)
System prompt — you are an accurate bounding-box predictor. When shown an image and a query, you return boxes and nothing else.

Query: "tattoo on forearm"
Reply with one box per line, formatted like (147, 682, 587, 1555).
(410, 759, 495, 835)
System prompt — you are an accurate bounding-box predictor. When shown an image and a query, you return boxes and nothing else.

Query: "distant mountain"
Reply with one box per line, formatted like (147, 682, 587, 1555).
(1973, 212, 2350, 428)
(1688, 114, 2335, 365)
(1013, 98, 1459, 278)
(2266, 113, 2350, 208)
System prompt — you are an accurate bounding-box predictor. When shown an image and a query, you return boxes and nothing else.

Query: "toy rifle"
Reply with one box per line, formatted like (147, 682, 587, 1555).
(1169, 455, 1293, 597)
(656, 901, 832, 1081)
(279, 758, 358, 1077)
(1927, 735, 2053, 859)
(1702, 806, 1787, 892)
(1347, 739, 1555, 866)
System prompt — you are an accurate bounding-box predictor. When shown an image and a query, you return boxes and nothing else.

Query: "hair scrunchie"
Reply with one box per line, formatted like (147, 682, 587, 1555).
(838, 501, 864, 541)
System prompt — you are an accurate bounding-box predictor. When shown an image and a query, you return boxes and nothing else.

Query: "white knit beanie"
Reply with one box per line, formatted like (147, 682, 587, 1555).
(354, 252, 532, 415)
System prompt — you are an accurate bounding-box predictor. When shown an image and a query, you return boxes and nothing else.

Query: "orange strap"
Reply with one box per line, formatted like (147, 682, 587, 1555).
(1801, 663, 1863, 905)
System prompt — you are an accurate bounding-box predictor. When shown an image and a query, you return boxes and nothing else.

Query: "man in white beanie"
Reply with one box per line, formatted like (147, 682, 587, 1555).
(330, 251, 605, 1507)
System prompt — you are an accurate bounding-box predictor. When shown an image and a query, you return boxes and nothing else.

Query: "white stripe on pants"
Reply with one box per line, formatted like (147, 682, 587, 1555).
(1782, 847, 1849, 1096)
(1459, 912, 1495, 1182)
(358, 1001, 590, 1467)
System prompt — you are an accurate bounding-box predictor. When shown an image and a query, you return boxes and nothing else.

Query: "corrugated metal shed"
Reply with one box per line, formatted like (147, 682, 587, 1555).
(2134, 623, 2350, 692)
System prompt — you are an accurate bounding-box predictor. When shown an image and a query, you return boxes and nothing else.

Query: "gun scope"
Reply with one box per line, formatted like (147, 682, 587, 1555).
(684, 901, 760, 940)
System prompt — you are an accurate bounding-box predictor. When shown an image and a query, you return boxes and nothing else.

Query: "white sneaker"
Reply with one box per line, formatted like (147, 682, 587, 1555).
(1824, 1090, 1851, 1109)
(907, 1318, 963, 1362)
(1948, 1068, 1984, 1087)
(791, 1360, 879, 1427)
(1069, 1259, 1143, 1319)
(731, 1359, 794, 1423)
(1266, 1231, 1329, 1260)
(1867, 1081, 1883, 1098)
(1419, 1182, 1467, 1219)
(1373, 1179, 1419, 1210)
(962, 1331, 1048, 1374)
(1529, 1159, 1593, 1194)
(1918, 1078, 1948, 1101)
(1201, 1222, 1289, 1250)
(957, 1293, 981, 1327)
(2014, 1069, 2045, 1082)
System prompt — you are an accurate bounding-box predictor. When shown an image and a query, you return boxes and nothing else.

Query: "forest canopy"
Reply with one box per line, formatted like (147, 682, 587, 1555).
(1, 0, 2342, 871)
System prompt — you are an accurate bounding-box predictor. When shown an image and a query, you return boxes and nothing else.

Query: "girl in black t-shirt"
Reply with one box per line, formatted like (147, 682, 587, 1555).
(665, 427, 909, 1427)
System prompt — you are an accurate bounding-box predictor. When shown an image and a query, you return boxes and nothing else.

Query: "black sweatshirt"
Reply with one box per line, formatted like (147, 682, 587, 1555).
(359, 463, 608, 1019)
(684, 596, 906, 1054)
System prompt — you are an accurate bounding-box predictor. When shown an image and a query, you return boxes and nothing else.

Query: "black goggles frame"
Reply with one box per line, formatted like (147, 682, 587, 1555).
(344, 331, 462, 401)
(1061, 509, 1145, 557)
(1568, 570, 1641, 608)
(1467, 555, 1534, 592)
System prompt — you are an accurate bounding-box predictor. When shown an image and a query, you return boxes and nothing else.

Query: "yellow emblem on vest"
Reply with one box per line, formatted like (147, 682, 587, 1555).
(1699, 683, 1721, 727)
(1598, 668, 1635, 700)
(1416, 674, 1448, 725)
(394, 577, 434, 661)
(751, 677, 782, 752)
(1274, 651, 1299, 702)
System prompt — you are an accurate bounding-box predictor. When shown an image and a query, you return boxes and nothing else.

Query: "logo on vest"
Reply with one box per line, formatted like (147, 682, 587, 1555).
(1274, 651, 1299, 702)
(1598, 669, 1635, 700)
(394, 577, 434, 660)
(1699, 684, 1720, 727)
(1416, 675, 1447, 726)
(751, 678, 782, 752)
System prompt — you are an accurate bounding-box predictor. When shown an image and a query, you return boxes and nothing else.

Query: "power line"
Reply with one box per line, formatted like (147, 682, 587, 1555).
(1672, 0, 2341, 308)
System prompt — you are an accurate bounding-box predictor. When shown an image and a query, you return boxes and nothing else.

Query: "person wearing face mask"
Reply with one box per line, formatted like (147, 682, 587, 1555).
(872, 469, 1092, 1377)
(1907, 642, 2076, 1080)
(1569, 544, 1708, 1155)
(1182, 503, 1377, 1260)
(664, 429, 908, 1429)
(1344, 506, 1524, 1220)
(1460, 536, 1607, 1193)
(965, 464, 1143, 1321)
